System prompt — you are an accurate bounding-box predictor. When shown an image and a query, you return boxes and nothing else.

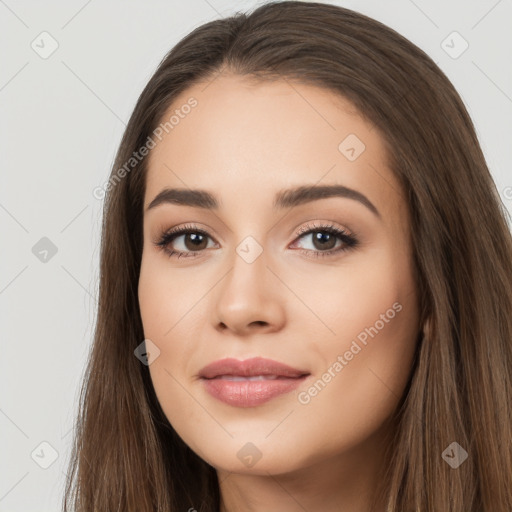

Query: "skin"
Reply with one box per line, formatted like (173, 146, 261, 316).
(138, 72, 420, 512)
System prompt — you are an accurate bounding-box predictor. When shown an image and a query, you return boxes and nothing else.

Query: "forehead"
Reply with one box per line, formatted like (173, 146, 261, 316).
(144, 73, 404, 223)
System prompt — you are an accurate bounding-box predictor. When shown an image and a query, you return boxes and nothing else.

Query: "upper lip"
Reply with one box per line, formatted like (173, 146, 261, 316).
(199, 357, 310, 379)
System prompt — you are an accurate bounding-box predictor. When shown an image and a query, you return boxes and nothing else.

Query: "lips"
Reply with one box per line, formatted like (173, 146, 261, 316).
(199, 357, 310, 407)
(198, 357, 309, 379)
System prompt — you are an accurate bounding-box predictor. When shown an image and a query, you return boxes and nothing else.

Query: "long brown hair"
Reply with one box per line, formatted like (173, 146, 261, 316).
(63, 2, 512, 510)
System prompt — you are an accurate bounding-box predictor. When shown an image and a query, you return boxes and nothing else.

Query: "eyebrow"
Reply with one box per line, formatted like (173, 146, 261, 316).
(146, 184, 380, 218)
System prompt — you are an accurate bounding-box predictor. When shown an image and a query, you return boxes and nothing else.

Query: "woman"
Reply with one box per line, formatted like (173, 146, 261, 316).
(63, 2, 512, 511)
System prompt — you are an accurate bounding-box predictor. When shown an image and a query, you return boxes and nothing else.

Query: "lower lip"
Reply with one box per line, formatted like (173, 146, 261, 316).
(201, 376, 307, 407)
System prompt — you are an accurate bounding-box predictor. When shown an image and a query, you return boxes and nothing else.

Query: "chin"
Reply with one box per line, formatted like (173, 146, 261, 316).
(187, 435, 318, 476)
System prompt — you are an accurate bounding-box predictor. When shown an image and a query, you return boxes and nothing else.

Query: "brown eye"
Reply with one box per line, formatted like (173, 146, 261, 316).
(155, 225, 216, 259)
(310, 231, 337, 251)
(182, 232, 208, 251)
(292, 223, 359, 258)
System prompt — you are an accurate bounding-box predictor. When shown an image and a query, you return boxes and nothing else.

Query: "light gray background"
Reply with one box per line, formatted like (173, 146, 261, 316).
(1, 0, 511, 510)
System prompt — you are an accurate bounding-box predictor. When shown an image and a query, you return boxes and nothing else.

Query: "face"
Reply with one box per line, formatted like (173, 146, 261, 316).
(138, 73, 420, 476)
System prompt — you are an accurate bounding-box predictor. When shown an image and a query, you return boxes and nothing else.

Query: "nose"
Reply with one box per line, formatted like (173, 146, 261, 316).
(213, 247, 286, 336)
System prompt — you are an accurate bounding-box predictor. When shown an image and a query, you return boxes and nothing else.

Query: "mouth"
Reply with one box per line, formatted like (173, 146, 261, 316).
(198, 356, 309, 379)
(198, 357, 310, 407)
(207, 375, 294, 381)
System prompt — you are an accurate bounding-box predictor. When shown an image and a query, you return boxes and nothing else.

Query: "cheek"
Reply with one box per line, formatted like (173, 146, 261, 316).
(138, 255, 208, 423)
(285, 241, 417, 351)
(296, 250, 419, 436)
(138, 253, 206, 339)
(300, 304, 418, 455)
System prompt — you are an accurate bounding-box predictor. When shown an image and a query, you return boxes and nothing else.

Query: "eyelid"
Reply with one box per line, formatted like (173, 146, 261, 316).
(152, 222, 217, 245)
(290, 221, 358, 253)
(293, 220, 354, 238)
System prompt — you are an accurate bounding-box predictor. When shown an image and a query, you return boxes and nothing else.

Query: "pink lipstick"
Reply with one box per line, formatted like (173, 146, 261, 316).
(198, 357, 310, 407)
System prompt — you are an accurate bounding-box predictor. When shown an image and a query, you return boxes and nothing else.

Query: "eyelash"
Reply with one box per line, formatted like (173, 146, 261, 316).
(154, 222, 359, 260)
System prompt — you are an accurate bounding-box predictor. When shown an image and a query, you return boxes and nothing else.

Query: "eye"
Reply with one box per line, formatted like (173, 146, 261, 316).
(153, 222, 359, 260)
(291, 222, 359, 258)
(154, 223, 217, 259)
